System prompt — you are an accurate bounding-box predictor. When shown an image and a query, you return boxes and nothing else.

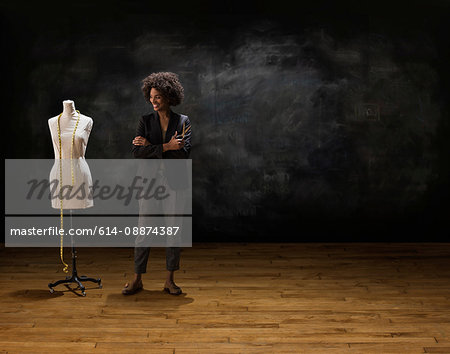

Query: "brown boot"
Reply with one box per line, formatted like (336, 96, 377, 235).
(122, 279, 143, 295)
(163, 281, 182, 295)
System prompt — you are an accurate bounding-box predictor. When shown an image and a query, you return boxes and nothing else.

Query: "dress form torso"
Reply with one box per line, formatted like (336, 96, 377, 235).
(48, 100, 94, 209)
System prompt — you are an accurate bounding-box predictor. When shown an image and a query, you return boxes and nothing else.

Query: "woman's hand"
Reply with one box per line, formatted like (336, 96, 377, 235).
(163, 131, 185, 152)
(132, 136, 150, 146)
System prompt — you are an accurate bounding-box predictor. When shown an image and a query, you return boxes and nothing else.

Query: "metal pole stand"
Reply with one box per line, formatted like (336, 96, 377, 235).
(48, 210, 102, 296)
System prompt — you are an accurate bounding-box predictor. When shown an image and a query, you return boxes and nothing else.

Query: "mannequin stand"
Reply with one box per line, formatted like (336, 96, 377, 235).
(48, 210, 102, 296)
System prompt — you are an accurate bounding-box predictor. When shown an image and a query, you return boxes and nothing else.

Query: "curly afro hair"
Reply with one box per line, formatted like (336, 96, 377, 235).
(141, 72, 184, 106)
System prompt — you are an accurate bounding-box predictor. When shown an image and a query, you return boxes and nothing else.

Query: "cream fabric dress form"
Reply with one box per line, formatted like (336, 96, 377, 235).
(48, 100, 94, 209)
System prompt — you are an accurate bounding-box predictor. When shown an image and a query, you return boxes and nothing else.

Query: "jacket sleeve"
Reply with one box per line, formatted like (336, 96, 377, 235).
(132, 116, 163, 159)
(165, 116, 192, 159)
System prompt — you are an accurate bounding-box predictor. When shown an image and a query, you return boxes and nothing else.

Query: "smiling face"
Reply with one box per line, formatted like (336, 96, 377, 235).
(149, 88, 169, 112)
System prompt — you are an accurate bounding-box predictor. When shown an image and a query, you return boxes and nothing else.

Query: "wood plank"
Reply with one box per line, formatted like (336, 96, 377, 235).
(0, 243, 449, 352)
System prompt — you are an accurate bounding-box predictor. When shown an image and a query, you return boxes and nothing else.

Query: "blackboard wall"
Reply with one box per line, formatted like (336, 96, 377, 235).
(3, 1, 449, 241)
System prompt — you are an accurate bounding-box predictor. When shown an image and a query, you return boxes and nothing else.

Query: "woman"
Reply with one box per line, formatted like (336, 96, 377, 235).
(123, 72, 191, 295)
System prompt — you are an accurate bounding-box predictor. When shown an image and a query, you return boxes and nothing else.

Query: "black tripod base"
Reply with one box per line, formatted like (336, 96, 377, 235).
(49, 247, 102, 296)
(48, 274, 102, 296)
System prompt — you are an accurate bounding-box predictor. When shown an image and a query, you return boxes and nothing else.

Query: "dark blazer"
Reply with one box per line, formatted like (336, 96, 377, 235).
(132, 110, 191, 159)
(132, 110, 191, 190)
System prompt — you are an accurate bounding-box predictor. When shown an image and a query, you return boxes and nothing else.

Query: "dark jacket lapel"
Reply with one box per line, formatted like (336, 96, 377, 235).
(150, 110, 180, 144)
(166, 110, 180, 142)
(152, 112, 163, 144)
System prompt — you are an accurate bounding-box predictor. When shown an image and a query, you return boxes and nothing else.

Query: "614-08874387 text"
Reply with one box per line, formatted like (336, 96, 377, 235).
(94, 226, 180, 236)
(9, 226, 181, 237)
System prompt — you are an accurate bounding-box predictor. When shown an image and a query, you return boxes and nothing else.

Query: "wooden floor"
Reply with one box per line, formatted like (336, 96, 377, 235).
(0, 243, 449, 353)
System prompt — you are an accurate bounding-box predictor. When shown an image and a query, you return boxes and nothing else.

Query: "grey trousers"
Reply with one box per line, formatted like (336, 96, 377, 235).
(134, 246, 181, 273)
(133, 167, 186, 274)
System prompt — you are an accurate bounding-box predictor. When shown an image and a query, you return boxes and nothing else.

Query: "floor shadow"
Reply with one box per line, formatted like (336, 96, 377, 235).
(8, 282, 103, 299)
(106, 289, 194, 307)
(8, 289, 64, 300)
